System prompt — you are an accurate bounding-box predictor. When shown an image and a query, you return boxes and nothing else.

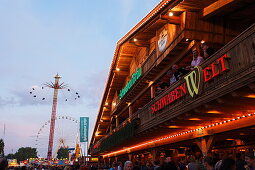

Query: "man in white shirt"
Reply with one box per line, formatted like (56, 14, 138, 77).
(191, 49, 204, 67)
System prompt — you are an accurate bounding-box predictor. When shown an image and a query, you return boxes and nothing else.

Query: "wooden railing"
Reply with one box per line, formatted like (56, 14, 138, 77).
(134, 23, 255, 133)
(142, 49, 157, 74)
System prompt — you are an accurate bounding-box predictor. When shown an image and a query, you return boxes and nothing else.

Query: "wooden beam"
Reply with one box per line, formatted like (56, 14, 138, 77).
(159, 15, 181, 25)
(113, 70, 129, 76)
(129, 40, 150, 47)
(203, 0, 236, 19)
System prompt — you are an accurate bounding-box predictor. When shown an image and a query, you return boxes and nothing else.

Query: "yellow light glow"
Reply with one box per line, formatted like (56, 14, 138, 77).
(113, 102, 116, 106)
(169, 12, 173, 16)
(91, 158, 98, 161)
(105, 102, 109, 105)
(148, 81, 154, 86)
(168, 126, 180, 128)
(201, 40, 205, 44)
(188, 118, 201, 121)
(244, 94, 255, 98)
(186, 38, 189, 41)
(206, 110, 223, 114)
(133, 38, 137, 42)
(116, 68, 120, 71)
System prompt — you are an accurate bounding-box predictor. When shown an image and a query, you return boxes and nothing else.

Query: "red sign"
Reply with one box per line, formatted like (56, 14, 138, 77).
(150, 54, 230, 113)
(151, 83, 187, 113)
(203, 54, 230, 82)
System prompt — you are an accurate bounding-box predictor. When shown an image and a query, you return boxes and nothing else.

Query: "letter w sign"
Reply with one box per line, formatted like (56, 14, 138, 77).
(184, 66, 203, 97)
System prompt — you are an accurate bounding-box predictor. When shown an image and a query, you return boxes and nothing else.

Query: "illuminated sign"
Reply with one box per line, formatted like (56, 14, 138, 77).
(80, 117, 89, 142)
(151, 54, 230, 113)
(184, 66, 203, 97)
(151, 83, 187, 114)
(119, 68, 142, 99)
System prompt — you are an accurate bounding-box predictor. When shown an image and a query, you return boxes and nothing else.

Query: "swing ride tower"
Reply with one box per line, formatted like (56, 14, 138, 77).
(45, 74, 66, 160)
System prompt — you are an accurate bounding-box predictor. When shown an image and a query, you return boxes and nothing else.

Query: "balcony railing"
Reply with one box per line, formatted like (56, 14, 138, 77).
(135, 23, 255, 132)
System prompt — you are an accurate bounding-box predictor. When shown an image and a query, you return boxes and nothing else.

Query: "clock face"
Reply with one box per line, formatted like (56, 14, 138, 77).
(158, 29, 168, 52)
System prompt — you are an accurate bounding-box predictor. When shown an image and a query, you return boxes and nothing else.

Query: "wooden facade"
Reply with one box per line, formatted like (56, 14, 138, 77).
(89, 0, 255, 161)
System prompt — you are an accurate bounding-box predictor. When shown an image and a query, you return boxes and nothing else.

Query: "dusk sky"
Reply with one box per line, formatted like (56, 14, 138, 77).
(0, 0, 160, 156)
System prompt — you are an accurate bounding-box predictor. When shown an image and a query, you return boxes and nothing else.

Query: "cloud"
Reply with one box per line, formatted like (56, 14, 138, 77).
(0, 68, 108, 109)
(78, 69, 108, 108)
(9, 87, 52, 107)
(0, 96, 17, 107)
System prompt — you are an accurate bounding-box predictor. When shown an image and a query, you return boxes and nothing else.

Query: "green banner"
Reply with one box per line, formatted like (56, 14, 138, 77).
(119, 68, 142, 99)
(80, 117, 89, 142)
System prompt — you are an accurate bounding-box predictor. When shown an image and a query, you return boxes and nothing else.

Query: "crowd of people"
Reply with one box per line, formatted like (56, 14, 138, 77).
(155, 43, 215, 96)
(102, 151, 255, 170)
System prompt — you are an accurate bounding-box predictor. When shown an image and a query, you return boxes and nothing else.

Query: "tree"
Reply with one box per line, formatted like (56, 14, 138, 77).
(0, 139, 4, 156)
(57, 147, 69, 159)
(14, 147, 37, 162)
(6, 153, 15, 159)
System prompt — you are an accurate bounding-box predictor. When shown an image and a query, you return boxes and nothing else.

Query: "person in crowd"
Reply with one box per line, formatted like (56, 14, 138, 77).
(167, 70, 177, 85)
(185, 65, 192, 72)
(201, 43, 215, 59)
(142, 160, 154, 170)
(212, 153, 220, 168)
(191, 49, 204, 67)
(219, 158, 236, 170)
(0, 157, 8, 170)
(244, 152, 255, 170)
(110, 161, 119, 170)
(187, 152, 205, 170)
(118, 161, 123, 170)
(236, 153, 246, 170)
(153, 160, 160, 170)
(155, 80, 169, 95)
(204, 156, 214, 170)
(160, 157, 178, 170)
(178, 157, 187, 170)
(171, 64, 189, 81)
(214, 153, 226, 170)
(124, 161, 133, 170)
(133, 161, 141, 170)
(187, 155, 199, 170)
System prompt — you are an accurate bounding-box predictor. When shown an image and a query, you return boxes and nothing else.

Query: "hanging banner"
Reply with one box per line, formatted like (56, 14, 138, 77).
(80, 117, 89, 142)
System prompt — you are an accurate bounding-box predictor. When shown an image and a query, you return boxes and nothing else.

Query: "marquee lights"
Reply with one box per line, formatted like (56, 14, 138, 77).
(103, 112, 255, 158)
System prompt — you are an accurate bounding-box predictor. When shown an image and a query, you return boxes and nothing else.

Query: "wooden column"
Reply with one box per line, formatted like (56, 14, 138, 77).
(128, 153, 132, 161)
(109, 157, 112, 166)
(110, 124, 113, 132)
(151, 85, 155, 99)
(116, 117, 119, 127)
(129, 106, 133, 119)
(196, 136, 214, 156)
(115, 156, 118, 162)
(103, 158, 106, 166)
(151, 148, 158, 161)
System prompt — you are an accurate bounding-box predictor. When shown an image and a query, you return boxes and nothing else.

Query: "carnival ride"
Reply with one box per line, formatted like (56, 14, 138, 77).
(30, 74, 81, 159)
(35, 116, 79, 158)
